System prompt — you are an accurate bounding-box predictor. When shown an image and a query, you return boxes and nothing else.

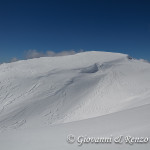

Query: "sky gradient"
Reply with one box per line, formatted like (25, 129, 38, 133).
(0, 0, 150, 63)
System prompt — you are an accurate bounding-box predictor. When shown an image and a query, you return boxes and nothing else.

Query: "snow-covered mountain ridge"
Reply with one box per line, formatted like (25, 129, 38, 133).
(0, 51, 150, 131)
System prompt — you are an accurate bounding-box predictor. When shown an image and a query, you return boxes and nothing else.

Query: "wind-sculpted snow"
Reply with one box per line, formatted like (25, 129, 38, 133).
(80, 63, 99, 73)
(0, 51, 150, 131)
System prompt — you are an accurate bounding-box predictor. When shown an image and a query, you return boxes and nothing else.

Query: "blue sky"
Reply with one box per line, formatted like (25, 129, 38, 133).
(0, 0, 150, 63)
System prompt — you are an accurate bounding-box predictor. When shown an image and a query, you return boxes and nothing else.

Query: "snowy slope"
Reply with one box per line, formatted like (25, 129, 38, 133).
(0, 51, 150, 131)
(0, 103, 150, 150)
(0, 51, 150, 150)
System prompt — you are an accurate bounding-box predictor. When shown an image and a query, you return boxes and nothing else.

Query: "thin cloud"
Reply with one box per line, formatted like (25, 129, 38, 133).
(25, 49, 83, 59)
(10, 57, 18, 62)
(25, 50, 45, 59)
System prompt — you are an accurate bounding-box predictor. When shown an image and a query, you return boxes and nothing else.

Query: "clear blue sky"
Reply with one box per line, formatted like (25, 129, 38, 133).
(0, 0, 150, 63)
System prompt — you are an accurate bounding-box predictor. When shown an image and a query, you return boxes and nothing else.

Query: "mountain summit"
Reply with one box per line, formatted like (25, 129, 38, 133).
(0, 51, 150, 130)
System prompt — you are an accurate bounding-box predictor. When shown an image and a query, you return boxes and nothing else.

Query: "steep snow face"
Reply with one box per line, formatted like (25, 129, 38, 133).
(0, 51, 150, 130)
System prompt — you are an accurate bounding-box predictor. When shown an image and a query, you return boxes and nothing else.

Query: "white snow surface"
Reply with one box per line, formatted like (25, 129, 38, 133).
(0, 51, 150, 149)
